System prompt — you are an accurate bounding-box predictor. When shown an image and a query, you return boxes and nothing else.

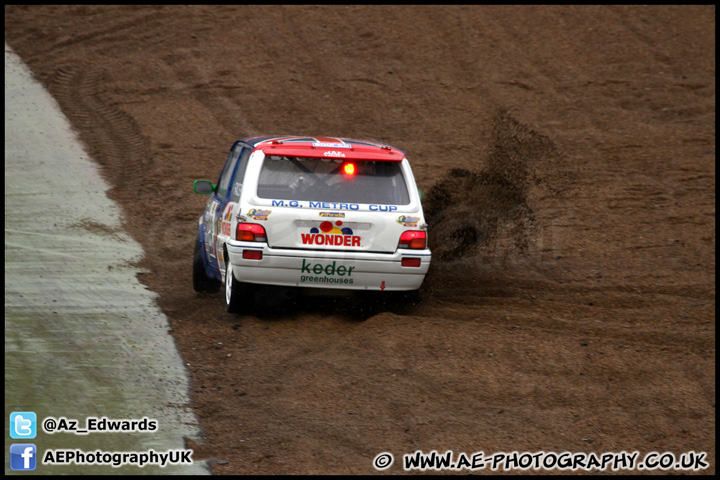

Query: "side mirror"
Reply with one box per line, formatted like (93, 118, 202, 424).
(194, 180, 215, 194)
(418, 188, 424, 202)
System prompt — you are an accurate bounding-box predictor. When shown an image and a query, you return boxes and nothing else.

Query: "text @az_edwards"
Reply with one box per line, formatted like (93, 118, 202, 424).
(42, 416, 157, 435)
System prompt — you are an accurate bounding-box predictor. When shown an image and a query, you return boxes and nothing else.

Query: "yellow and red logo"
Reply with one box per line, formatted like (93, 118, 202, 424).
(247, 208, 271, 221)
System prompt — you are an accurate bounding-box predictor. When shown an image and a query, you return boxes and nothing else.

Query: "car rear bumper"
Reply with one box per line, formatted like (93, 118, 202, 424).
(226, 241, 430, 291)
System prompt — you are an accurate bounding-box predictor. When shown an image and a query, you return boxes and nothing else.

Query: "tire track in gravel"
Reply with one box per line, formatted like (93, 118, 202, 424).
(34, 9, 163, 56)
(48, 63, 151, 199)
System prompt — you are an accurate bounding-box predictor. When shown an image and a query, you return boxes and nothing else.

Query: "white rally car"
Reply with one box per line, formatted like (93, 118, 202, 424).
(193, 135, 431, 313)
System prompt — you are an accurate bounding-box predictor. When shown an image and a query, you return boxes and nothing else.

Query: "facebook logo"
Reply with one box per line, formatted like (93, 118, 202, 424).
(10, 411, 37, 439)
(10, 444, 37, 471)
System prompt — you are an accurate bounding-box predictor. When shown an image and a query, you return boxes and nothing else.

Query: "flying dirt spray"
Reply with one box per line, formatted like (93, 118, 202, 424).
(423, 109, 571, 266)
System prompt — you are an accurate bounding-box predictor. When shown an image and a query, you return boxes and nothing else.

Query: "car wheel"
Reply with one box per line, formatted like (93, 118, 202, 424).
(224, 261, 245, 313)
(193, 237, 221, 293)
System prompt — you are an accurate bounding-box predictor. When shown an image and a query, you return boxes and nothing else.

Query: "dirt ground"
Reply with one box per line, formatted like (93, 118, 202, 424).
(5, 5, 715, 475)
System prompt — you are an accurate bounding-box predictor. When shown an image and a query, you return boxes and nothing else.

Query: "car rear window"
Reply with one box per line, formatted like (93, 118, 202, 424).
(256, 156, 411, 205)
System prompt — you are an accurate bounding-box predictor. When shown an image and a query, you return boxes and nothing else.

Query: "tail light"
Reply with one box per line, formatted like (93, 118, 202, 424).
(236, 223, 267, 242)
(398, 231, 426, 249)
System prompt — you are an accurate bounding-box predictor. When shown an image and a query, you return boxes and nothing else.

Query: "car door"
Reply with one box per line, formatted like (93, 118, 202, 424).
(203, 143, 243, 273)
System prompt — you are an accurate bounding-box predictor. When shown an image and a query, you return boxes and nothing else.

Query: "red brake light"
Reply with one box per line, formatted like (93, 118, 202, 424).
(236, 223, 267, 242)
(343, 162, 356, 177)
(399, 231, 426, 249)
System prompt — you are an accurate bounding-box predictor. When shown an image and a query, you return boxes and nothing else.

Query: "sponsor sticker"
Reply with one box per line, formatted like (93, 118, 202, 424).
(223, 204, 235, 222)
(300, 259, 355, 285)
(313, 142, 351, 149)
(320, 212, 345, 218)
(220, 203, 234, 235)
(221, 222, 231, 236)
(247, 208, 272, 221)
(300, 220, 361, 247)
(397, 215, 421, 227)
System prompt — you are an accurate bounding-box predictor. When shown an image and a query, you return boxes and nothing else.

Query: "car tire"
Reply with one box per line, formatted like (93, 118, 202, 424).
(224, 261, 245, 313)
(193, 237, 221, 293)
